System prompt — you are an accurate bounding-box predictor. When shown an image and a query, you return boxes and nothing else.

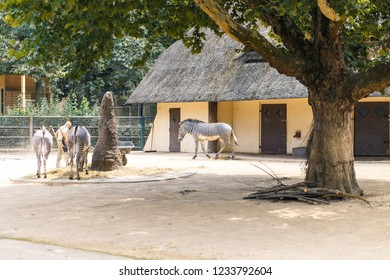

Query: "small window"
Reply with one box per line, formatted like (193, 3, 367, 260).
(237, 50, 266, 64)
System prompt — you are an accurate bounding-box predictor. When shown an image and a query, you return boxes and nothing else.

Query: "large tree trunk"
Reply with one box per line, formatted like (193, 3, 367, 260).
(305, 93, 363, 196)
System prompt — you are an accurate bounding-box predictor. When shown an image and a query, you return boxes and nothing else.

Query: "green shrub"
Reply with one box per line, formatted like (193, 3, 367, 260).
(6, 94, 99, 117)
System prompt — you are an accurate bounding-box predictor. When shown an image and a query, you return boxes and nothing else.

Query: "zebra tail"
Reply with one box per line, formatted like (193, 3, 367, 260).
(41, 131, 45, 156)
(231, 130, 239, 146)
(74, 125, 79, 149)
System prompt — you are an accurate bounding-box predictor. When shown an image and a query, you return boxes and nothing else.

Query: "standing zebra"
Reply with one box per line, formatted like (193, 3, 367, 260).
(178, 119, 238, 159)
(67, 125, 91, 180)
(32, 125, 53, 178)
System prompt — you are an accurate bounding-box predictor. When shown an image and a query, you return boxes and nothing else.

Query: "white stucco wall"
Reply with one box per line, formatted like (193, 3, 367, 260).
(231, 101, 260, 153)
(144, 97, 390, 155)
(143, 102, 209, 152)
(285, 98, 313, 152)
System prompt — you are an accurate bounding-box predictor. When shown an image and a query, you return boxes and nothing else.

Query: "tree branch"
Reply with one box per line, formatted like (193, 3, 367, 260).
(317, 0, 341, 21)
(193, 0, 305, 78)
(309, 7, 347, 80)
(240, 0, 312, 58)
(260, 12, 312, 57)
(351, 63, 390, 100)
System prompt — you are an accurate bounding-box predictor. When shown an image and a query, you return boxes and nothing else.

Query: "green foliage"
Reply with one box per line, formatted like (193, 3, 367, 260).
(217, 0, 389, 70)
(340, 0, 390, 69)
(0, 10, 64, 81)
(1, 0, 389, 76)
(68, 92, 78, 113)
(51, 36, 171, 106)
(1, 3, 174, 107)
(0, 0, 215, 77)
(6, 95, 99, 116)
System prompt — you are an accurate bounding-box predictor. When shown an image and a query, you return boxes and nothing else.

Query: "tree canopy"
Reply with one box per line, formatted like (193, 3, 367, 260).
(0, 6, 172, 106)
(1, 1, 389, 82)
(0, 10, 58, 79)
(0, 0, 212, 76)
(52, 35, 172, 106)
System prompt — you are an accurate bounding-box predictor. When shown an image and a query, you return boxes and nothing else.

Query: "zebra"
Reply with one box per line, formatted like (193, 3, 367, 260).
(32, 125, 53, 178)
(178, 119, 238, 159)
(67, 125, 91, 180)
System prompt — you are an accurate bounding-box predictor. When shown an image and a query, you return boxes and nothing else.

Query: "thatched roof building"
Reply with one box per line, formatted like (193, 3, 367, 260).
(126, 29, 390, 157)
(125, 30, 308, 105)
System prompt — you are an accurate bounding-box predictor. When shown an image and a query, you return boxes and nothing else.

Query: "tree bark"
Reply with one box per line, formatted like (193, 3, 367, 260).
(305, 93, 362, 196)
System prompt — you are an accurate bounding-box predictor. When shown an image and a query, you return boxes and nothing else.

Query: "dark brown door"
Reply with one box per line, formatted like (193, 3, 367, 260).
(208, 102, 218, 152)
(261, 104, 287, 154)
(354, 102, 389, 156)
(169, 108, 181, 152)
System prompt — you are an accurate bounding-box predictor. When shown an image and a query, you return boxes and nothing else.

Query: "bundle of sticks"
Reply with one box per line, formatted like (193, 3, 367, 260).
(243, 163, 369, 205)
(244, 182, 369, 204)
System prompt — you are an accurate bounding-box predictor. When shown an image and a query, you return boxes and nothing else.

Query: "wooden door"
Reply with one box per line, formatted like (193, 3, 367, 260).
(354, 102, 389, 156)
(261, 104, 287, 154)
(169, 108, 181, 152)
(208, 102, 218, 152)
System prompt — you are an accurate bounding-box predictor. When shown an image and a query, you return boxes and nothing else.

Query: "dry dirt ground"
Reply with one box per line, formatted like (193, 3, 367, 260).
(1, 150, 390, 260)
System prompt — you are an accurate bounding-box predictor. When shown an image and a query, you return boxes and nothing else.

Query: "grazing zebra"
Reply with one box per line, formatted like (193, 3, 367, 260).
(67, 125, 91, 180)
(32, 125, 53, 178)
(178, 119, 238, 159)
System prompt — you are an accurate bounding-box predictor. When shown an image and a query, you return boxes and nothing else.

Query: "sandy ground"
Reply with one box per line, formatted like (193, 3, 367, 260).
(1, 150, 390, 260)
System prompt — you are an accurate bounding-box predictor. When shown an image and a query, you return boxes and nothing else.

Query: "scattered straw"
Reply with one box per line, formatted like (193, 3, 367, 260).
(24, 166, 180, 180)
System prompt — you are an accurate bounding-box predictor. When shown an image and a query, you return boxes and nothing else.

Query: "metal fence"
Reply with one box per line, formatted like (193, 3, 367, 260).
(0, 115, 154, 150)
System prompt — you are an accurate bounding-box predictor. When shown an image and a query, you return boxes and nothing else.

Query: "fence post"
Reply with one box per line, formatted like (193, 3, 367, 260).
(0, 88, 4, 115)
(29, 115, 33, 146)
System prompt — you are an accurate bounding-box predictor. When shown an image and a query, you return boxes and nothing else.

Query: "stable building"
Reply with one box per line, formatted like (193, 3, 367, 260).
(126, 30, 390, 157)
(0, 75, 50, 115)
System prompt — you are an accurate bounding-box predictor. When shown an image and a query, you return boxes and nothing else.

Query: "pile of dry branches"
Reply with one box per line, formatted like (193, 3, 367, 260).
(243, 163, 369, 205)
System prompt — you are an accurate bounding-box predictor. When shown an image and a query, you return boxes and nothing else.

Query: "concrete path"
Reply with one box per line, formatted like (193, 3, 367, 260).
(1, 150, 390, 260)
(0, 239, 126, 260)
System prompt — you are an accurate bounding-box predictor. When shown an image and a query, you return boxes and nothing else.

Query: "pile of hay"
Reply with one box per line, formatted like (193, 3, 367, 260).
(24, 166, 179, 180)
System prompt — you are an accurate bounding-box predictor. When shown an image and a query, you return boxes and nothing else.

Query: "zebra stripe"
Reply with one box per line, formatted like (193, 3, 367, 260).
(178, 119, 238, 159)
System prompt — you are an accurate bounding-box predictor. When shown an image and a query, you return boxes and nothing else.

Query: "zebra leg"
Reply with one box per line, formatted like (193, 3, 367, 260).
(76, 150, 82, 180)
(215, 138, 225, 159)
(43, 155, 47, 179)
(79, 155, 84, 171)
(227, 137, 235, 159)
(36, 154, 41, 178)
(64, 151, 70, 166)
(56, 141, 63, 168)
(69, 148, 74, 180)
(193, 140, 199, 159)
(84, 150, 89, 175)
(200, 141, 211, 158)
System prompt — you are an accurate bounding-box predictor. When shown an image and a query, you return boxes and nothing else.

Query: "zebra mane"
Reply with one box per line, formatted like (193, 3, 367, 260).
(182, 118, 205, 124)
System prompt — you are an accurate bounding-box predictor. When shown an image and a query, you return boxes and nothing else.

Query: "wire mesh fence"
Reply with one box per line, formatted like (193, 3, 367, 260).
(0, 115, 154, 150)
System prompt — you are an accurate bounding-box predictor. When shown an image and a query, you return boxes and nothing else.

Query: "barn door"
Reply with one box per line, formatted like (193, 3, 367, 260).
(261, 104, 287, 154)
(354, 102, 389, 156)
(169, 108, 181, 152)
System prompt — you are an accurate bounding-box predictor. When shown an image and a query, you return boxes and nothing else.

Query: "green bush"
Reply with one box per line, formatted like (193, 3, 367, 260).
(6, 94, 99, 117)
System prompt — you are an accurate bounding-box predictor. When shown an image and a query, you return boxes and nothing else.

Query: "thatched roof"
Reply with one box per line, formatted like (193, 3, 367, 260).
(126, 30, 308, 104)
